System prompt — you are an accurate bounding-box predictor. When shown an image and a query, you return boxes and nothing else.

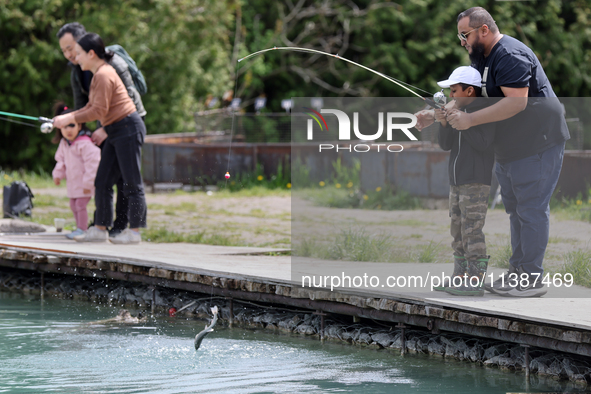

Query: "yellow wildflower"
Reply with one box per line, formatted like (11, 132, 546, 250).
(336, 183, 342, 189)
(319, 181, 325, 187)
(363, 195, 368, 200)
(376, 187, 382, 192)
(287, 183, 292, 189)
(257, 175, 263, 181)
(347, 182, 353, 188)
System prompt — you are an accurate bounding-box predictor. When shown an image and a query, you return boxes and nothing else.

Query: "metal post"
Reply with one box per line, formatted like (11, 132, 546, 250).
(151, 287, 156, 315)
(522, 344, 531, 380)
(40, 272, 44, 300)
(229, 298, 234, 328)
(397, 323, 406, 355)
(314, 310, 326, 341)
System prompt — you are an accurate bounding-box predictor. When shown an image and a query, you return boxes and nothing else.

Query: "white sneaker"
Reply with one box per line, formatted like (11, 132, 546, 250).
(110, 229, 142, 244)
(73, 226, 108, 242)
(66, 228, 85, 240)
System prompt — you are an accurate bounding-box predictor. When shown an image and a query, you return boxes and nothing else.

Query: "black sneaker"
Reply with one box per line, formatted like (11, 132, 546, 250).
(485, 266, 518, 295)
(108, 227, 124, 238)
(500, 274, 547, 298)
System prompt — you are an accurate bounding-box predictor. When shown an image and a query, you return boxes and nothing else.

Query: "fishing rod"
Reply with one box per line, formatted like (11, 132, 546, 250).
(0, 110, 54, 133)
(223, 46, 447, 180)
(238, 46, 447, 108)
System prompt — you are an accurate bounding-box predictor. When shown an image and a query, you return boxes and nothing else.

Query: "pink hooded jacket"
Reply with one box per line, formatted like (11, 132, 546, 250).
(52, 135, 101, 199)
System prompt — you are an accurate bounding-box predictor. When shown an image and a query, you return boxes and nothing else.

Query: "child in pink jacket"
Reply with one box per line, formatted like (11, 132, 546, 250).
(51, 104, 101, 239)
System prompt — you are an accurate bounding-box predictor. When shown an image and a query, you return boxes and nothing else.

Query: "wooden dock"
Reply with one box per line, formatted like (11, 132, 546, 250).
(1, 232, 590, 357)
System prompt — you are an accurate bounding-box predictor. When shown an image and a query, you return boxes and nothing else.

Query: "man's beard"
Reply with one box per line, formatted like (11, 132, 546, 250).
(469, 38, 486, 68)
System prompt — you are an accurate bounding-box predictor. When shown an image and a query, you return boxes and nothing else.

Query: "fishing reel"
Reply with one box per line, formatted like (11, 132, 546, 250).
(433, 89, 447, 107)
(429, 90, 448, 123)
(423, 89, 447, 109)
(39, 117, 54, 134)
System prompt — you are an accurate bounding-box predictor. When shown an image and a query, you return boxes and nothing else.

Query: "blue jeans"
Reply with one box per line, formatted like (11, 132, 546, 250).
(495, 142, 565, 275)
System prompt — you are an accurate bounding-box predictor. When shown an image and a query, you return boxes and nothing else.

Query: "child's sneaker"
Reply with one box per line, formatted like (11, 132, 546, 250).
(66, 228, 85, 240)
(110, 229, 141, 244)
(74, 226, 108, 242)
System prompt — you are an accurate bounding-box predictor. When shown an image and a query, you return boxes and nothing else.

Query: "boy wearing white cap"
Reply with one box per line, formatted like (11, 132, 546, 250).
(434, 66, 496, 296)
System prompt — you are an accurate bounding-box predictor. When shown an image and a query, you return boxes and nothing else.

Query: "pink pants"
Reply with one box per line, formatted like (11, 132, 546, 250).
(69, 197, 91, 230)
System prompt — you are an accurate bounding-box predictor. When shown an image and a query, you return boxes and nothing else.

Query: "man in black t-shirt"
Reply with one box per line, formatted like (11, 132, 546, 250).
(446, 7, 570, 298)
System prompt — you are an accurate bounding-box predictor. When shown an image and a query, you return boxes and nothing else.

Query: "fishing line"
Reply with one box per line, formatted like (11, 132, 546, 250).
(238, 47, 442, 103)
(225, 60, 241, 183)
(224, 46, 445, 181)
(0, 116, 38, 128)
(0, 110, 55, 133)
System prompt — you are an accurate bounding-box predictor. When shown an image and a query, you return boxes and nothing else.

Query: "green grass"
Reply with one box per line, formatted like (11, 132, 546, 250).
(141, 227, 242, 246)
(548, 236, 579, 244)
(294, 227, 394, 262)
(552, 249, 591, 288)
(362, 186, 422, 210)
(415, 240, 443, 263)
(31, 194, 70, 208)
(152, 188, 290, 200)
(295, 187, 360, 209)
(293, 227, 447, 264)
(393, 219, 429, 227)
(326, 227, 393, 262)
(213, 186, 291, 198)
(0, 168, 56, 189)
(489, 237, 512, 268)
(295, 185, 424, 211)
(549, 188, 591, 223)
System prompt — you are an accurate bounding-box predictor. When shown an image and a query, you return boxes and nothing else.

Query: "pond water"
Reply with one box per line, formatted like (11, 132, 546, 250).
(0, 292, 588, 394)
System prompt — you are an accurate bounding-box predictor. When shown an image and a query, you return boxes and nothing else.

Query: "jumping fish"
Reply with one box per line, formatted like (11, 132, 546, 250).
(194, 306, 219, 350)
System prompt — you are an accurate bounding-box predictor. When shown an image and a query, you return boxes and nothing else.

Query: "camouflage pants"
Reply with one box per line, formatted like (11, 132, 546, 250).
(449, 183, 490, 260)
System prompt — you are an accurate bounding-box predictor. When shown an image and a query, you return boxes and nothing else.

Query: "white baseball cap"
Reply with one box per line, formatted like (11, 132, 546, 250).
(437, 66, 482, 88)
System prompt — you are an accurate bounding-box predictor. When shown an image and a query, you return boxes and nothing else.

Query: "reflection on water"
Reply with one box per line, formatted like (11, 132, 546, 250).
(0, 292, 588, 394)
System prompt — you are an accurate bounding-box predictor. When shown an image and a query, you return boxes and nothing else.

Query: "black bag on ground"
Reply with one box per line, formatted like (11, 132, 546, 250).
(3, 181, 34, 218)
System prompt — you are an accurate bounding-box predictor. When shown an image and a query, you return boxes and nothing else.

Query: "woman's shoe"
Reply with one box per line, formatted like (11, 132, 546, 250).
(66, 228, 85, 240)
(73, 226, 108, 242)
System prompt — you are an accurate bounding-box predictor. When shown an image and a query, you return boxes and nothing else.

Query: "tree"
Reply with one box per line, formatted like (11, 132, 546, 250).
(0, 0, 234, 170)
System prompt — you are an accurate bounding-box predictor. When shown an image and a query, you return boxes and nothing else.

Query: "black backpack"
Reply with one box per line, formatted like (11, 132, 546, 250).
(3, 181, 34, 218)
